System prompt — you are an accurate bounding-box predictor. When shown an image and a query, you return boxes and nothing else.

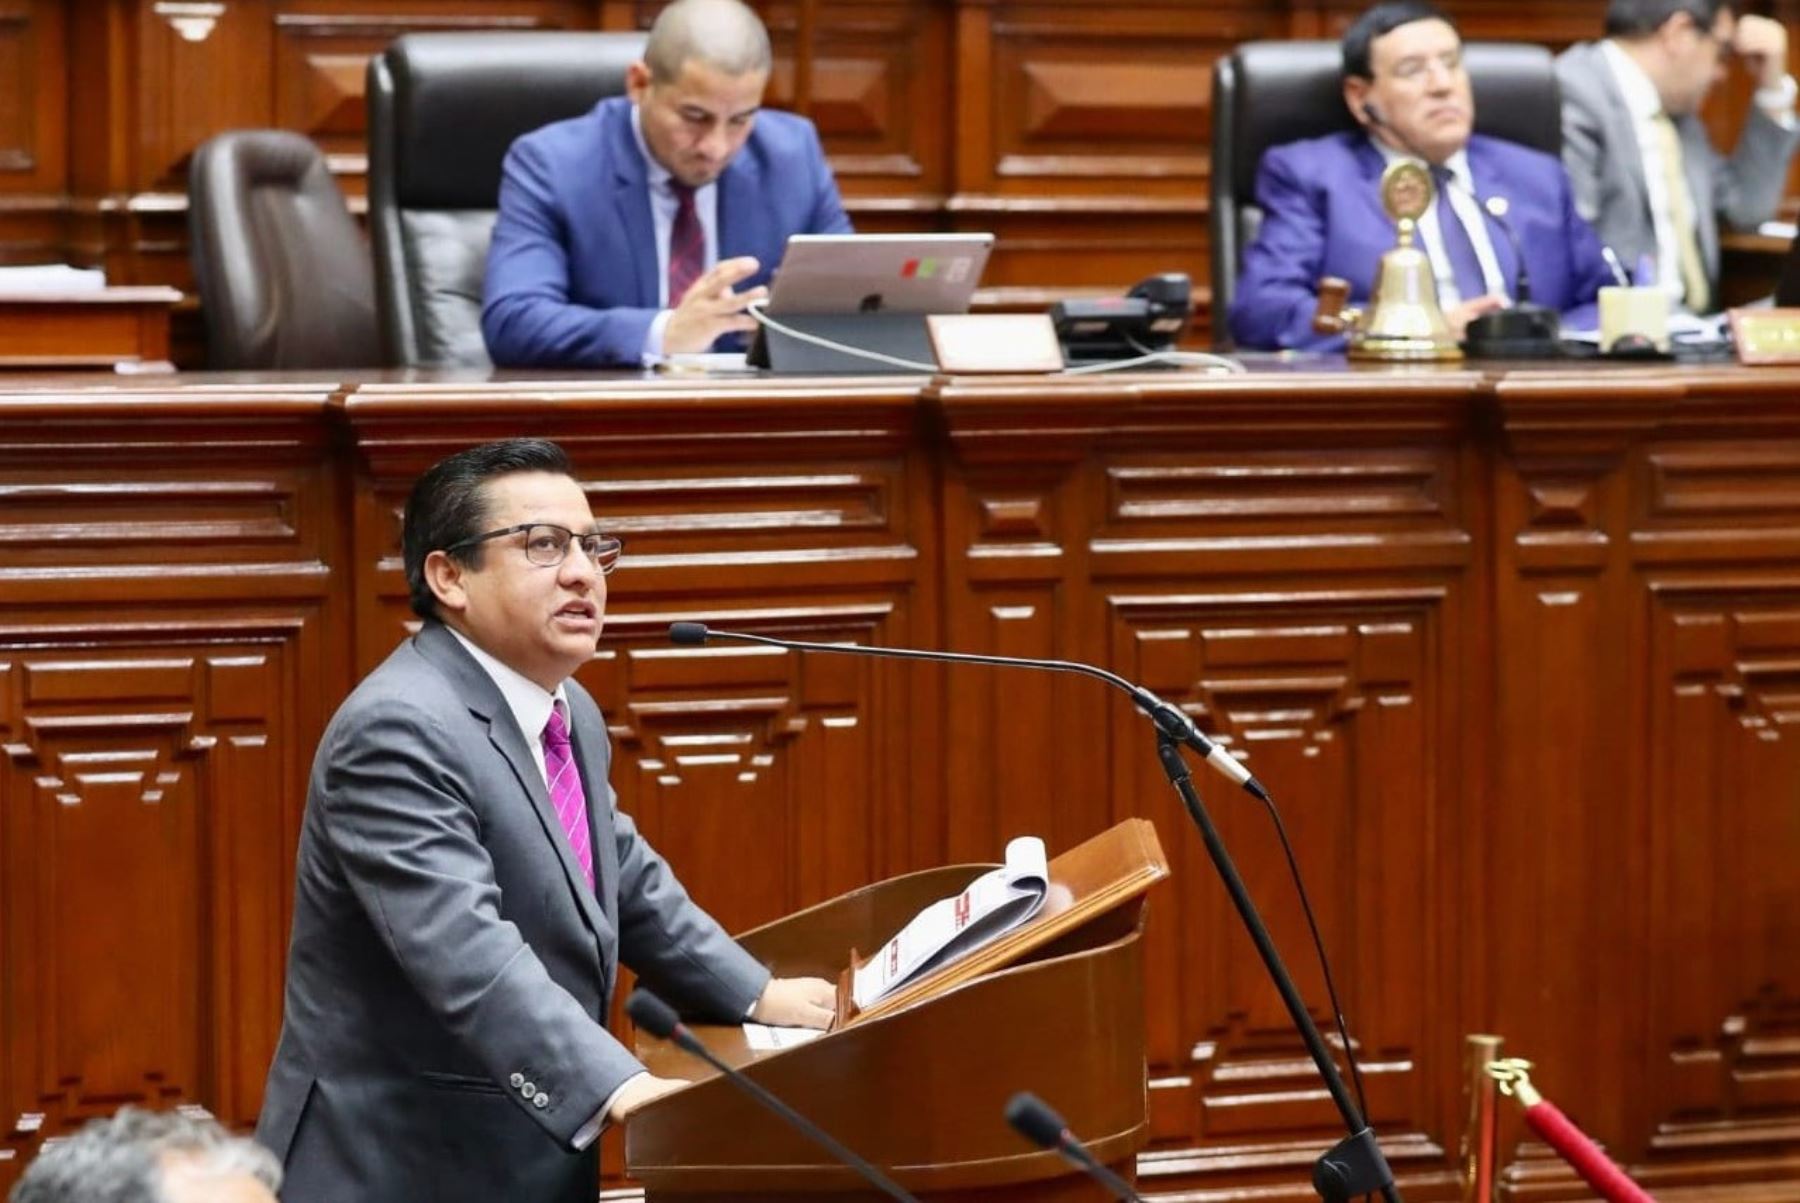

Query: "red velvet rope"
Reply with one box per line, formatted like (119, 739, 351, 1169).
(1522, 1100, 1657, 1203)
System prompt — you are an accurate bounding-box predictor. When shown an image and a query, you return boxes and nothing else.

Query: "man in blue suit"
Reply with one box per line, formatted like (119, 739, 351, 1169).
(483, 0, 852, 367)
(1229, 1, 1615, 352)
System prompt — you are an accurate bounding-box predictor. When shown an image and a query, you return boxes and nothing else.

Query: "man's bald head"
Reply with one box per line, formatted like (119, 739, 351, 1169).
(644, 0, 773, 83)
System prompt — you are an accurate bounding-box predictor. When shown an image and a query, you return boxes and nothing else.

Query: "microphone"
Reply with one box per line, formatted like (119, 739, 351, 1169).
(1005, 1091, 1145, 1203)
(668, 622, 1267, 801)
(1477, 195, 1531, 303)
(625, 989, 921, 1203)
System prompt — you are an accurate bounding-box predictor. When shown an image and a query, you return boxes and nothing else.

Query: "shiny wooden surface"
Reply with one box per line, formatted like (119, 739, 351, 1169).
(0, 363, 1795, 1202)
(0, 287, 182, 368)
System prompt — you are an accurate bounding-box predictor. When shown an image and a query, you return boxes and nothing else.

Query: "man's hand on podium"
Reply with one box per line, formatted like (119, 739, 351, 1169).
(607, 1072, 692, 1124)
(751, 976, 836, 1029)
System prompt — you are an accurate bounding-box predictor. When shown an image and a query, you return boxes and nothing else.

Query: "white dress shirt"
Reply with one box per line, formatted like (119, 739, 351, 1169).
(1374, 141, 1510, 307)
(631, 105, 719, 361)
(443, 628, 632, 1148)
(1601, 39, 1798, 308)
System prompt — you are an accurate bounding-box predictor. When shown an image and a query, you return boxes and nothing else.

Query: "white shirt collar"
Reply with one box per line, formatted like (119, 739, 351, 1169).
(1602, 40, 1664, 120)
(445, 625, 568, 750)
(1372, 137, 1473, 190)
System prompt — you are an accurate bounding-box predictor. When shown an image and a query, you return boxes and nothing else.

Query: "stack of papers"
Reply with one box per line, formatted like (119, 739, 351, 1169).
(0, 265, 107, 294)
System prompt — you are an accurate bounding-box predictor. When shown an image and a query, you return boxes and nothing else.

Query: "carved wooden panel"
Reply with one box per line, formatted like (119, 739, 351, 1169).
(763, 1, 948, 195)
(271, 4, 592, 186)
(1112, 595, 1461, 1201)
(0, 1, 64, 191)
(0, 622, 319, 1193)
(1637, 593, 1800, 1174)
(2, 370, 1798, 1203)
(136, 1, 274, 190)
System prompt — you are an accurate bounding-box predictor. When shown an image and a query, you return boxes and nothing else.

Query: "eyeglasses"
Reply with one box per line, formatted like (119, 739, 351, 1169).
(446, 523, 624, 574)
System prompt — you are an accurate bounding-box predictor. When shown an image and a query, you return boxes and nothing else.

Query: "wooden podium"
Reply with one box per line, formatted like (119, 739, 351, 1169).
(627, 819, 1170, 1202)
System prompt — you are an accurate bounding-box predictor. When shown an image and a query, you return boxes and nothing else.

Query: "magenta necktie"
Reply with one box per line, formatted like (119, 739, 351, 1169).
(542, 705, 594, 891)
(667, 182, 704, 306)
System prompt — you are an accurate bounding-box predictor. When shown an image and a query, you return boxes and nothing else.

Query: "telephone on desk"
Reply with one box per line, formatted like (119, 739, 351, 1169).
(1051, 273, 1192, 361)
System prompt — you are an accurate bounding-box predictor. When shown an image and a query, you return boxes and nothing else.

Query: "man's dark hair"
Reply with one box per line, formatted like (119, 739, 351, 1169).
(1342, 1, 1458, 80)
(402, 438, 576, 620)
(1604, 0, 1729, 38)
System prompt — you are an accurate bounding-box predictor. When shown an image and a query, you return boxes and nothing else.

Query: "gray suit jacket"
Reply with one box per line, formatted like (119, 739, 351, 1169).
(255, 622, 769, 1203)
(1556, 40, 1799, 298)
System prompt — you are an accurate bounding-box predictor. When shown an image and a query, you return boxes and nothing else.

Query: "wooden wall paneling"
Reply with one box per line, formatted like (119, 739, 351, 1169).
(1487, 375, 1666, 1178)
(137, 1, 275, 192)
(925, 381, 1108, 865)
(1488, 371, 1800, 1195)
(763, 0, 949, 205)
(0, 387, 343, 1198)
(270, 2, 597, 196)
(0, 0, 68, 269)
(342, 375, 940, 891)
(1622, 393, 1800, 1187)
(1, 367, 1798, 1201)
(929, 373, 1484, 1202)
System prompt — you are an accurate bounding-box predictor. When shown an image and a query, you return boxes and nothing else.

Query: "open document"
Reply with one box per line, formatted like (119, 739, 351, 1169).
(852, 836, 1049, 1010)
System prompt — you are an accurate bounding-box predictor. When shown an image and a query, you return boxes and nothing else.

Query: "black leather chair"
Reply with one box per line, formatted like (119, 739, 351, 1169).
(1209, 41, 1561, 348)
(188, 130, 381, 369)
(366, 31, 647, 368)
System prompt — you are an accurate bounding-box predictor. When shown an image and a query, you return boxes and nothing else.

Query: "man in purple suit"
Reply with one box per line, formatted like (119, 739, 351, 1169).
(482, 0, 853, 367)
(1229, 1, 1615, 352)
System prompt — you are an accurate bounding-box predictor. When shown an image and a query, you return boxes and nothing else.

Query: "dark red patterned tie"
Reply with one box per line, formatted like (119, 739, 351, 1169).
(667, 182, 703, 305)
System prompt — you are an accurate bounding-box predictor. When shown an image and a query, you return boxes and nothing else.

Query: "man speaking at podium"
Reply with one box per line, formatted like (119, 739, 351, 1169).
(255, 439, 835, 1203)
(482, 0, 852, 368)
(1229, 1, 1615, 351)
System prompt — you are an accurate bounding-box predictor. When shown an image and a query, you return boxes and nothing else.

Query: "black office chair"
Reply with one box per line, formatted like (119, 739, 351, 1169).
(366, 31, 647, 367)
(1209, 41, 1562, 348)
(188, 130, 382, 369)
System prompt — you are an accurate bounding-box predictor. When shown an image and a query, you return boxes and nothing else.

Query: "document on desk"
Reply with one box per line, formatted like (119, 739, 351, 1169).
(851, 836, 1049, 1009)
(653, 352, 756, 375)
(743, 1023, 827, 1051)
(0, 264, 106, 294)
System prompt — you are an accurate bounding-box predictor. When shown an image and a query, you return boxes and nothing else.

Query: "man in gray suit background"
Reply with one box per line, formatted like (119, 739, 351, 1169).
(255, 438, 835, 1202)
(1556, 0, 1797, 313)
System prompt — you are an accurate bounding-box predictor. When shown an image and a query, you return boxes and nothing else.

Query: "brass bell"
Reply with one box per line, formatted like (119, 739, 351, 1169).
(1313, 160, 1463, 362)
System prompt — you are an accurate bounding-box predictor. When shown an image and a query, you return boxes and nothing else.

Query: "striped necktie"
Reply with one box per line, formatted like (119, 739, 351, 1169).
(542, 704, 594, 891)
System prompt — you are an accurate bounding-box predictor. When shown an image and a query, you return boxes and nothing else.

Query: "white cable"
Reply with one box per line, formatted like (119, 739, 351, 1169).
(746, 301, 941, 372)
(1063, 350, 1246, 375)
(746, 300, 1246, 376)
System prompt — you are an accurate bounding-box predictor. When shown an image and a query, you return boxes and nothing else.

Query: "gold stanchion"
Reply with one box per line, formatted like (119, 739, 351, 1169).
(1462, 1035, 1504, 1203)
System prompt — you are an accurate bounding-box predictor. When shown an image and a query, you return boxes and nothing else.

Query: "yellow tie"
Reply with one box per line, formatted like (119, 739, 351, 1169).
(1651, 112, 1710, 312)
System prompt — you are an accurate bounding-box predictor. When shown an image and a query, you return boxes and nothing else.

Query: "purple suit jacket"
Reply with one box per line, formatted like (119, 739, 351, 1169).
(482, 96, 853, 367)
(1228, 131, 1612, 351)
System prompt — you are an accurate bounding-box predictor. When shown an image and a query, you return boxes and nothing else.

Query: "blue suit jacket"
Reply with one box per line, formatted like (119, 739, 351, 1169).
(1228, 131, 1613, 351)
(482, 96, 853, 367)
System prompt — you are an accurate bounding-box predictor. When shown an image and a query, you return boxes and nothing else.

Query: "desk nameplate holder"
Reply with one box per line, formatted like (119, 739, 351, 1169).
(1727, 307, 1800, 364)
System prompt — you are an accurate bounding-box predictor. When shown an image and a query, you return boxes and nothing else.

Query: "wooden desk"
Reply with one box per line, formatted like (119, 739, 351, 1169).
(0, 286, 184, 370)
(0, 364, 1793, 1203)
